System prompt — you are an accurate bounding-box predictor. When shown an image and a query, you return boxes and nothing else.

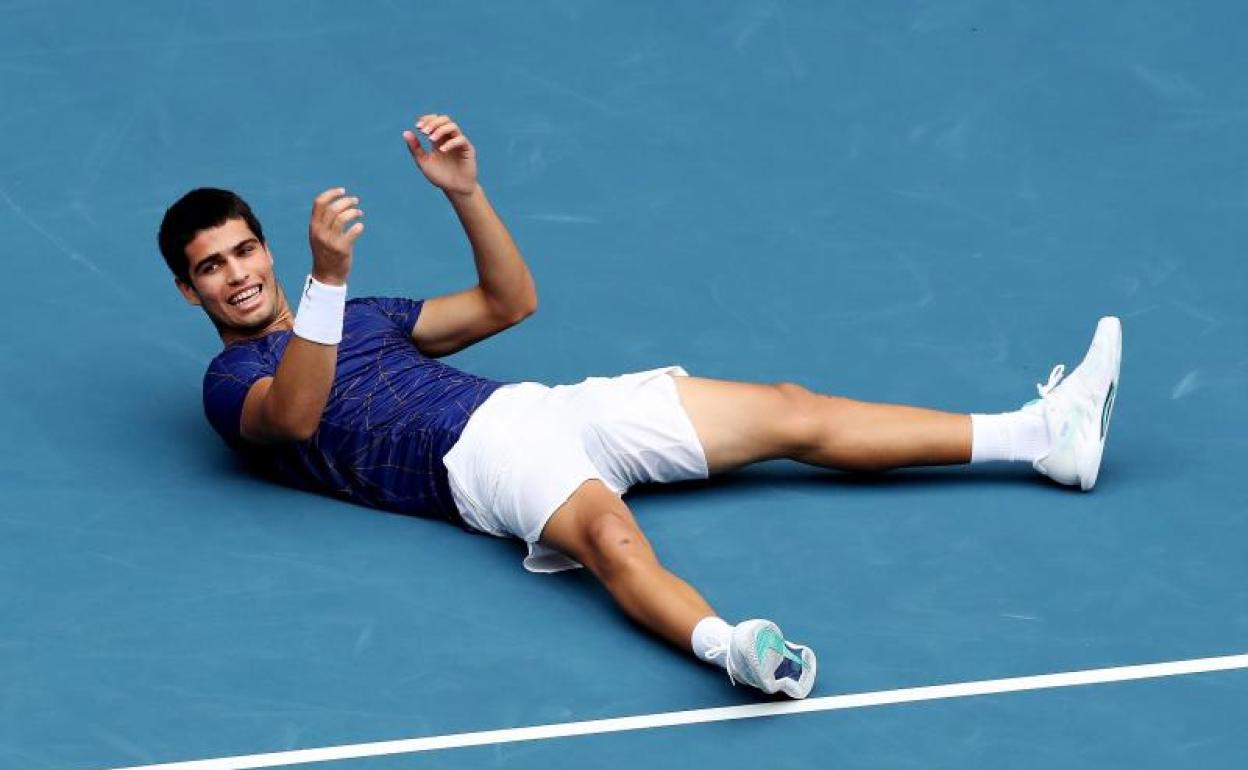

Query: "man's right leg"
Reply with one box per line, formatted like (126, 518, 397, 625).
(539, 478, 817, 698)
(539, 478, 714, 650)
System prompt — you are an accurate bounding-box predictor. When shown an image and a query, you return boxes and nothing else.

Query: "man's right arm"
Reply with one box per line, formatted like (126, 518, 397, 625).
(239, 338, 336, 443)
(239, 188, 364, 444)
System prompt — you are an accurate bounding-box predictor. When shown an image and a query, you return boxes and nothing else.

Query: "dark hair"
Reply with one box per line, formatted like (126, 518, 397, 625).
(158, 188, 265, 283)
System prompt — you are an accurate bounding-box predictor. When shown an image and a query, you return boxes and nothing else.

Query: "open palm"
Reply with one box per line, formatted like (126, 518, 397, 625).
(403, 114, 477, 196)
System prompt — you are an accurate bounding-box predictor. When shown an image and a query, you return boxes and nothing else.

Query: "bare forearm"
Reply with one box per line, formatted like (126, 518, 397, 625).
(262, 337, 337, 440)
(447, 184, 537, 319)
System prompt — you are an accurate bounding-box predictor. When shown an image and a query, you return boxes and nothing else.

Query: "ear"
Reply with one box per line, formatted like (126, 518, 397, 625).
(175, 277, 202, 306)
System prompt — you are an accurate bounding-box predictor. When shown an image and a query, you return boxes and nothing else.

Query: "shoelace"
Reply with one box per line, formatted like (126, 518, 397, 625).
(705, 642, 738, 687)
(1025, 364, 1066, 408)
(1037, 364, 1066, 398)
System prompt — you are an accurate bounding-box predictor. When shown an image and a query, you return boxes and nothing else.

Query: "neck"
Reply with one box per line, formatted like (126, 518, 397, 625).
(218, 283, 295, 346)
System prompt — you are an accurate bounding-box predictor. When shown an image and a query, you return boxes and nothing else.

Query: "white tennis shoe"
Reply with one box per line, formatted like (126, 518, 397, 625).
(1023, 316, 1122, 491)
(714, 619, 817, 699)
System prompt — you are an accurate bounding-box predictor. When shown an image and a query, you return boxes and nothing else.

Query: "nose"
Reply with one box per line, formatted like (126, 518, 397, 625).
(224, 257, 249, 285)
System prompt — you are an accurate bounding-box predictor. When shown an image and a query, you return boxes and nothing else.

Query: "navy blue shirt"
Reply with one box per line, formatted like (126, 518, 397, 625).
(202, 296, 506, 524)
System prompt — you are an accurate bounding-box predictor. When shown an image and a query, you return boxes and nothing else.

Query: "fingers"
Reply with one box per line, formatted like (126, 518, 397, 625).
(416, 114, 449, 135)
(311, 189, 364, 233)
(332, 205, 363, 231)
(313, 186, 346, 211)
(428, 122, 459, 144)
(413, 113, 470, 152)
(322, 195, 359, 227)
(401, 130, 426, 159)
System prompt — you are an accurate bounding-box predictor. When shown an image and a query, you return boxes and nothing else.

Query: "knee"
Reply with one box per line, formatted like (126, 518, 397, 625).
(582, 512, 655, 580)
(770, 381, 825, 453)
(774, 381, 815, 405)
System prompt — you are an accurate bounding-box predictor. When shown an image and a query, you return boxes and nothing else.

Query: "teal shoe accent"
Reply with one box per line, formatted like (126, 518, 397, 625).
(754, 627, 804, 670)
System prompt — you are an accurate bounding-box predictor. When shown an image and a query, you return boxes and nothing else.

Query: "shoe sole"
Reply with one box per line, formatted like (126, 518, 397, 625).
(776, 643, 817, 699)
(1079, 316, 1122, 491)
(737, 620, 819, 699)
(758, 621, 817, 699)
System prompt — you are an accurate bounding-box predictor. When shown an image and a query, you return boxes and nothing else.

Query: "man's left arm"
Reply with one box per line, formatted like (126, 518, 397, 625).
(402, 114, 537, 357)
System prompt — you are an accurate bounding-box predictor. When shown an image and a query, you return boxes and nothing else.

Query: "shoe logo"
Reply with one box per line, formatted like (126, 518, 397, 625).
(1100, 381, 1116, 441)
(755, 628, 805, 675)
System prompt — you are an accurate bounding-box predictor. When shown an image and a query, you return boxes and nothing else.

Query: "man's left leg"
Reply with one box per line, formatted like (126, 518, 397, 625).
(673, 378, 973, 474)
(673, 317, 1122, 488)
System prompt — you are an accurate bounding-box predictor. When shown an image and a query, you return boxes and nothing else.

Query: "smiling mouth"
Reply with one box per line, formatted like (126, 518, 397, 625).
(227, 285, 262, 306)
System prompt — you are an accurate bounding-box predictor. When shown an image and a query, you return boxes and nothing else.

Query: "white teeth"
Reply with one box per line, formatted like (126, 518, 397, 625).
(229, 286, 261, 305)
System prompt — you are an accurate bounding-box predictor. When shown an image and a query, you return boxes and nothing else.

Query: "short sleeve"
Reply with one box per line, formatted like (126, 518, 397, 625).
(203, 344, 276, 445)
(360, 296, 425, 336)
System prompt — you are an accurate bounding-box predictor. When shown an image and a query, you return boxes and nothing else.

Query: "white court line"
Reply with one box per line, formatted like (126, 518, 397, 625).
(104, 652, 1248, 770)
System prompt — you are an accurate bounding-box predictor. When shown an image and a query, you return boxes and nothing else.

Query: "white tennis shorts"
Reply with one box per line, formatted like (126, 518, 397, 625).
(442, 366, 709, 572)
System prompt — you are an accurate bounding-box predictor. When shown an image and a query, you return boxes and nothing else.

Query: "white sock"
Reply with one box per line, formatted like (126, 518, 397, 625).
(691, 616, 733, 670)
(970, 411, 1050, 464)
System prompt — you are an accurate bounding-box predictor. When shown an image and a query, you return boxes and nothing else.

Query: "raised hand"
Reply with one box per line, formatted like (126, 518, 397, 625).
(308, 187, 364, 286)
(402, 114, 478, 196)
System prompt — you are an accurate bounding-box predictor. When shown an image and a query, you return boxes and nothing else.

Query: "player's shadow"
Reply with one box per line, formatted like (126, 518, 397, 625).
(626, 460, 1055, 501)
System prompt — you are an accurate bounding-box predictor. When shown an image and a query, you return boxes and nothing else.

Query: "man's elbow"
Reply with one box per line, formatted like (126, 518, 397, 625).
(250, 419, 317, 445)
(520, 295, 539, 321)
(286, 420, 320, 443)
(255, 408, 321, 444)
(502, 293, 538, 326)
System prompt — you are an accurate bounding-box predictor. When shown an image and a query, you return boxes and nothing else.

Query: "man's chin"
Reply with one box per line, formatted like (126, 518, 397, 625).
(210, 304, 280, 339)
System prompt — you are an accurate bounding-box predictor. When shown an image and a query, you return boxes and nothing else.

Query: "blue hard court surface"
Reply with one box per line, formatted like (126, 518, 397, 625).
(1, 2, 1245, 768)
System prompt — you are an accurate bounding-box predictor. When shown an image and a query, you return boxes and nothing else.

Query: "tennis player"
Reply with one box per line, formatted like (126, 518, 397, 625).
(158, 113, 1121, 699)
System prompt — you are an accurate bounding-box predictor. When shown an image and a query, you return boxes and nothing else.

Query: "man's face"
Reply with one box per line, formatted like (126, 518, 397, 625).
(177, 218, 281, 336)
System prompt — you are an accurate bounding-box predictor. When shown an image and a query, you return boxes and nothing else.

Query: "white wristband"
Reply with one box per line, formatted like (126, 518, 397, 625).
(293, 275, 347, 345)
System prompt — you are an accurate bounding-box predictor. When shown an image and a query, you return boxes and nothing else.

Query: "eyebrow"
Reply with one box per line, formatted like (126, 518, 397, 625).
(193, 238, 259, 273)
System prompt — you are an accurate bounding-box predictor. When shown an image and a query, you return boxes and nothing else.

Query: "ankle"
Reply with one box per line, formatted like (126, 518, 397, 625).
(691, 616, 733, 669)
(970, 411, 1049, 464)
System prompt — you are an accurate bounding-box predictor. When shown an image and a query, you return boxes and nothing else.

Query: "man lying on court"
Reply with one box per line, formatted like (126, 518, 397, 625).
(159, 113, 1121, 700)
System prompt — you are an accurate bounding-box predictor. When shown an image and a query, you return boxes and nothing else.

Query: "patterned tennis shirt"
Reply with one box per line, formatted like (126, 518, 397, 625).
(202, 296, 507, 524)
